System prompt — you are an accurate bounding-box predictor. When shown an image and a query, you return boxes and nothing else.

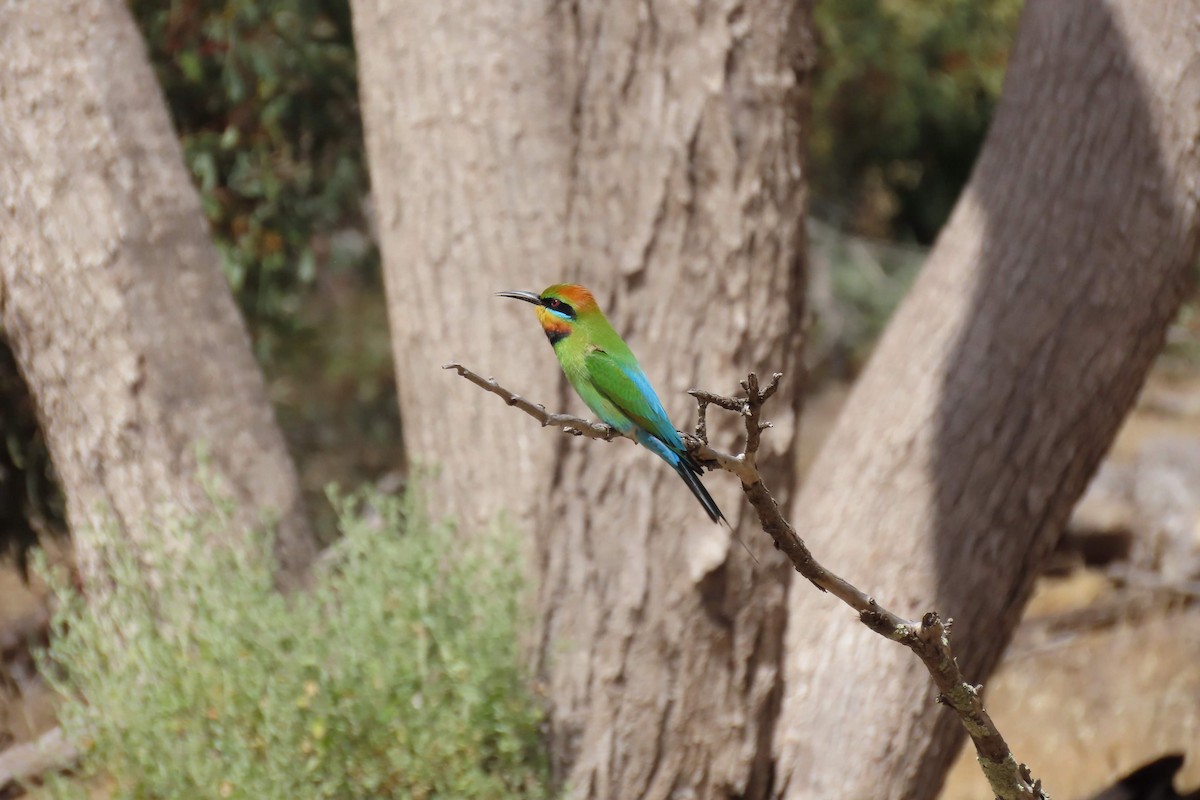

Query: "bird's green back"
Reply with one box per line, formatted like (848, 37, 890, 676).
(547, 299, 678, 447)
(499, 281, 725, 524)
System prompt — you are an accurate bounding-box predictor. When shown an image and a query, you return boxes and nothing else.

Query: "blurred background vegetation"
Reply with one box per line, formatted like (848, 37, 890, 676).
(0, 0, 1030, 553)
(134, 0, 372, 356)
(811, 0, 1022, 243)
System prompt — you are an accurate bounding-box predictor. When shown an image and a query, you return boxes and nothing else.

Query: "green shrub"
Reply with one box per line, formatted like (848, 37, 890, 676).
(36, 488, 547, 799)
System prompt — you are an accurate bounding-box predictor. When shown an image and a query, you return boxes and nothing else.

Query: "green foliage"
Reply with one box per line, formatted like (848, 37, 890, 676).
(36, 488, 547, 799)
(130, 0, 373, 357)
(812, 0, 1023, 242)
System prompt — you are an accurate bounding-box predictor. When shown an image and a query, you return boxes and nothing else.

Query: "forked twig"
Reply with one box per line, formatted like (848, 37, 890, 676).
(445, 361, 1049, 800)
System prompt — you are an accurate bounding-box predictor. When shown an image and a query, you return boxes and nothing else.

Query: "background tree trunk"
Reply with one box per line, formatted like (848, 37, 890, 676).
(353, 1, 811, 797)
(0, 0, 316, 588)
(773, 2, 1200, 797)
(351, 1, 574, 532)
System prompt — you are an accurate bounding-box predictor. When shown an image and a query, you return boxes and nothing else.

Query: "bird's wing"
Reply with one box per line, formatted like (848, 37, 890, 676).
(584, 347, 683, 450)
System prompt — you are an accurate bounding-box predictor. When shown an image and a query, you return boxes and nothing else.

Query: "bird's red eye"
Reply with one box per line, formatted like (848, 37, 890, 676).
(542, 296, 576, 318)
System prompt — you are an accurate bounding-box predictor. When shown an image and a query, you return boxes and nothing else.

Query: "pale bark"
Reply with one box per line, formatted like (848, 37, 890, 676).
(351, 1, 573, 531)
(774, 2, 1200, 798)
(538, 5, 808, 798)
(0, 0, 316, 587)
(353, 1, 811, 797)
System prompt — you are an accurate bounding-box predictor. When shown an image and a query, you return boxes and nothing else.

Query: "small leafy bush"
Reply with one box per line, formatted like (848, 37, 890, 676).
(36, 488, 547, 799)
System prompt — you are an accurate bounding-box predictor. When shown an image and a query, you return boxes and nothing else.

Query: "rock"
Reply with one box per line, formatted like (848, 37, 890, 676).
(940, 609, 1200, 799)
(1059, 461, 1137, 572)
(1132, 437, 1200, 583)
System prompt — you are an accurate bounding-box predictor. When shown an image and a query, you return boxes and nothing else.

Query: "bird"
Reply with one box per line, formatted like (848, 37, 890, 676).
(498, 283, 725, 525)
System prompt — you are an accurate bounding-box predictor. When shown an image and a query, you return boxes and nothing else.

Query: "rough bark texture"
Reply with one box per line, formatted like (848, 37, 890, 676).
(774, 2, 1200, 798)
(539, 5, 809, 798)
(0, 0, 316, 587)
(353, 1, 811, 797)
(351, 2, 573, 531)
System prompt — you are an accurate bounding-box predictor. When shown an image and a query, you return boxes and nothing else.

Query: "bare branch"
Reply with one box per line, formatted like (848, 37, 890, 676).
(447, 362, 1050, 800)
(688, 388, 747, 415)
(442, 363, 623, 441)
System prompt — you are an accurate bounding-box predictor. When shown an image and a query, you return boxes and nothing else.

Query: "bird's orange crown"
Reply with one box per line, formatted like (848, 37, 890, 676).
(541, 283, 599, 314)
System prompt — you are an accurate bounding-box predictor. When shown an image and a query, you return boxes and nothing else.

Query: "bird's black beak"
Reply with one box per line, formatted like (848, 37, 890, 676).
(496, 290, 543, 306)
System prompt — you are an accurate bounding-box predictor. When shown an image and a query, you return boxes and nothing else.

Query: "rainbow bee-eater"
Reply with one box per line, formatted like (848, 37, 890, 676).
(498, 284, 725, 524)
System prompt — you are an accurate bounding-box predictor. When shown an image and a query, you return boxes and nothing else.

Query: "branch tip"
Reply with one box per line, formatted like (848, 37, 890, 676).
(760, 372, 783, 401)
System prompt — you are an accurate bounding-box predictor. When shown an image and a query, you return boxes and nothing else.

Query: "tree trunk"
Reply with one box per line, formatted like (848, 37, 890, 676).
(351, 1, 574, 531)
(0, 0, 316, 588)
(773, 2, 1200, 798)
(537, 4, 809, 798)
(352, 1, 812, 797)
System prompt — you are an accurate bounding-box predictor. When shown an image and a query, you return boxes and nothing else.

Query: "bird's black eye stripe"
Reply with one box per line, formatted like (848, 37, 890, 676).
(541, 297, 576, 318)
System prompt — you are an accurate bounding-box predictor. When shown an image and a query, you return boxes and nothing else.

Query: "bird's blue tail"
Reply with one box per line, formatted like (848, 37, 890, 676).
(638, 432, 725, 524)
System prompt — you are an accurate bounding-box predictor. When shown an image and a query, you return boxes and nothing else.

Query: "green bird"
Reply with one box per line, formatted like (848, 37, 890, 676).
(498, 283, 725, 524)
